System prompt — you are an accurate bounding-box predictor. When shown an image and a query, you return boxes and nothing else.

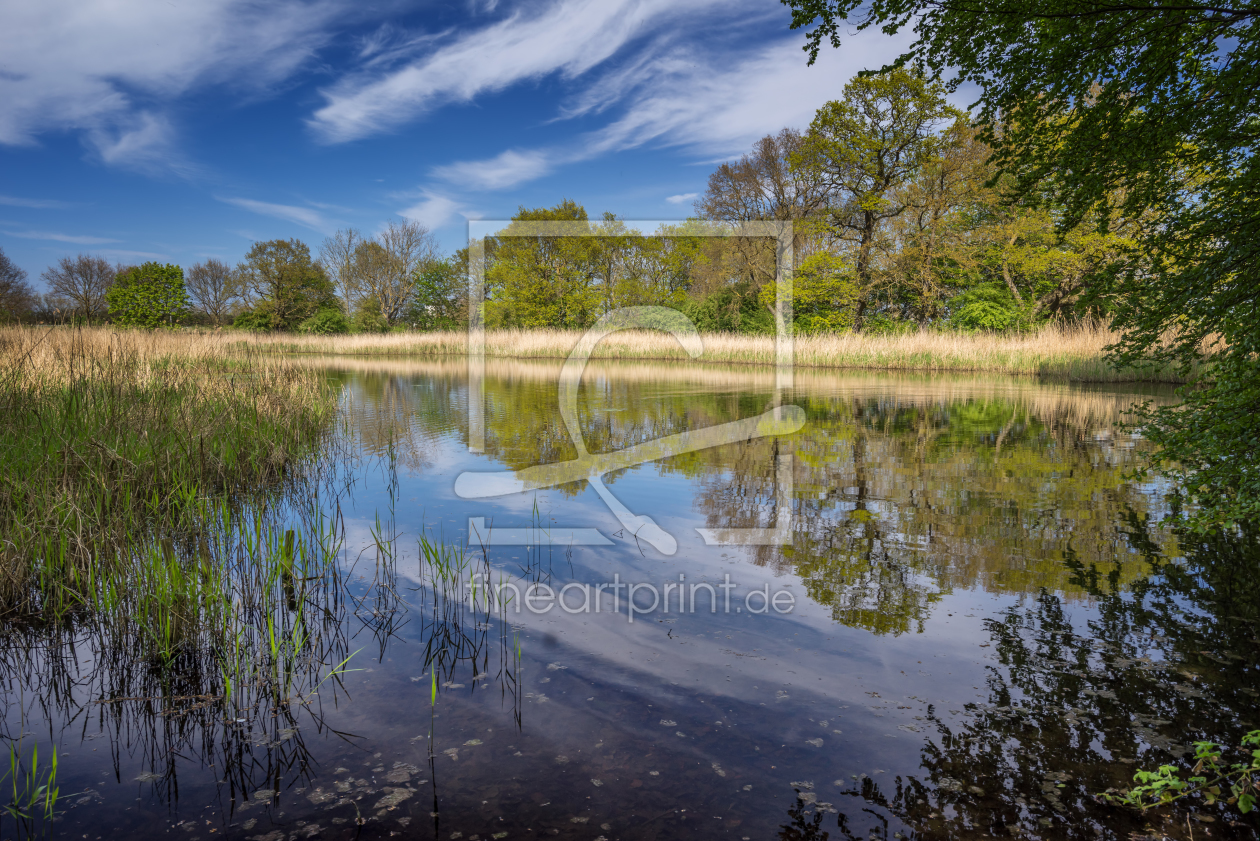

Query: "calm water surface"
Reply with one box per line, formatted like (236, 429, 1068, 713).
(5, 359, 1259, 841)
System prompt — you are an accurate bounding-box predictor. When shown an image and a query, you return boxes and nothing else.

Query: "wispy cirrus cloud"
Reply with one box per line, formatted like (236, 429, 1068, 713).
(217, 196, 330, 232)
(431, 149, 557, 192)
(1, 228, 119, 245)
(0, 194, 75, 210)
(398, 191, 465, 230)
(426, 34, 902, 192)
(99, 249, 170, 262)
(665, 192, 697, 205)
(0, 0, 350, 172)
(307, 0, 732, 143)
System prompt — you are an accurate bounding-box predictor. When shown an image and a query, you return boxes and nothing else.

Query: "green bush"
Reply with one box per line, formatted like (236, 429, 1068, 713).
(351, 299, 390, 334)
(298, 308, 350, 335)
(106, 262, 190, 329)
(681, 285, 774, 335)
(232, 310, 272, 332)
(949, 283, 1022, 331)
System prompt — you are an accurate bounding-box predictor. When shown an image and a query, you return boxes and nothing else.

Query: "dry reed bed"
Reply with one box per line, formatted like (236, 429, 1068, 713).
(227, 323, 1186, 383)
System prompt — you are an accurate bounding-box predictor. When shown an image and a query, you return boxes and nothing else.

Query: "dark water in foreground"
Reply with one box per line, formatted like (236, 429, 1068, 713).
(4, 359, 1259, 841)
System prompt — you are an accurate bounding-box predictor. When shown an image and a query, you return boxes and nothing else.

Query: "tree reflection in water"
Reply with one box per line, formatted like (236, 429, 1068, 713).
(792, 523, 1260, 841)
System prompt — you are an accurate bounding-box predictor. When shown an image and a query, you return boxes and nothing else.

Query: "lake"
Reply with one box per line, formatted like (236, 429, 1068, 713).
(5, 359, 1258, 841)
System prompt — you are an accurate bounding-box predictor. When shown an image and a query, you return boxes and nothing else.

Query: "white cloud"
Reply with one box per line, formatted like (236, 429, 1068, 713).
(98, 249, 170, 262)
(84, 112, 196, 176)
(1, 229, 119, 245)
(665, 192, 698, 205)
(0, 0, 347, 170)
(399, 191, 464, 230)
(425, 31, 907, 192)
(308, 0, 731, 143)
(217, 197, 329, 232)
(584, 36, 909, 159)
(0, 194, 74, 210)
(432, 149, 557, 192)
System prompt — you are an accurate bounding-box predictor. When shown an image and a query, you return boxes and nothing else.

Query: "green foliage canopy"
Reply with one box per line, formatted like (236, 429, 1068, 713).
(105, 262, 190, 328)
(782, 0, 1260, 526)
(236, 239, 336, 331)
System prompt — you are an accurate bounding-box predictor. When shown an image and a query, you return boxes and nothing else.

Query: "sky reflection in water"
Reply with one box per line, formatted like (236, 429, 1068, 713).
(5, 360, 1259, 841)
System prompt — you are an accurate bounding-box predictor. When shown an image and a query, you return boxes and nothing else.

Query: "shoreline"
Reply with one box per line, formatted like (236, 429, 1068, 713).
(222, 324, 1191, 384)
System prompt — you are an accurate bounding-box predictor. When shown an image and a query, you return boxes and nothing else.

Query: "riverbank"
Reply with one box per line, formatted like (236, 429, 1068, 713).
(225, 322, 1189, 383)
(0, 325, 335, 615)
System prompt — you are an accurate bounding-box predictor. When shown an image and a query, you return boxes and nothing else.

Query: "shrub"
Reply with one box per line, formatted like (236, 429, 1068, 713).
(106, 262, 190, 328)
(298, 308, 350, 335)
(232, 310, 272, 332)
(949, 283, 1022, 332)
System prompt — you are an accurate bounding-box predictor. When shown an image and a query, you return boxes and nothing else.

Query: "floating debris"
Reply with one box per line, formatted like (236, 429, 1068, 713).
(443, 748, 460, 761)
(375, 788, 413, 810)
(591, 779, 603, 787)
(712, 763, 726, 777)
(465, 738, 484, 746)
(660, 719, 677, 727)
(806, 738, 824, 747)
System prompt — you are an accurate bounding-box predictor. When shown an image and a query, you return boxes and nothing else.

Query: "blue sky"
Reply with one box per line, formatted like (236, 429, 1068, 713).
(0, 0, 915, 287)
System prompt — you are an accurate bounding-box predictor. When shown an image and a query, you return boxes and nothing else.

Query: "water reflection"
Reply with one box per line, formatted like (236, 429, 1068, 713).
(4, 357, 1258, 841)
(819, 522, 1260, 840)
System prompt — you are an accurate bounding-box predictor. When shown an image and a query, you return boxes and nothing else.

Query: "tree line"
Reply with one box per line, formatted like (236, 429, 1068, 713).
(476, 68, 1134, 337)
(0, 220, 457, 333)
(1, 67, 1144, 337)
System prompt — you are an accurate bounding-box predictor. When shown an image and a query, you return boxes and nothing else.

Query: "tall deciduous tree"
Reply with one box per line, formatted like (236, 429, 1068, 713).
(106, 262, 190, 328)
(347, 220, 439, 327)
(791, 67, 961, 330)
(319, 228, 362, 315)
(408, 257, 464, 331)
(40, 254, 114, 324)
(785, 0, 1260, 527)
(236, 239, 335, 331)
(186, 259, 240, 325)
(0, 246, 36, 322)
(484, 200, 600, 329)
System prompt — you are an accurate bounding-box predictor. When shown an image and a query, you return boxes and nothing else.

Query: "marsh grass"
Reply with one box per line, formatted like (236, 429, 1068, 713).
(0, 326, 334, 613)
(2, 742, 57, 821)
(227, 321, 1190, 383)
(0, 325, 356, 786)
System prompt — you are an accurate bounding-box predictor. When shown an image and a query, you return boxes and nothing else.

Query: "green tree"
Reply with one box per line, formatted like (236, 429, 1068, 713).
(484, 200, 599, 329)
(783, 0, 1260, 527)
(791, 68, 962, 331)
(759, 251, 859, 333)
(236, 239, 336, 331)
(105, 262, 190, 328)
(408, 257, 464, 330)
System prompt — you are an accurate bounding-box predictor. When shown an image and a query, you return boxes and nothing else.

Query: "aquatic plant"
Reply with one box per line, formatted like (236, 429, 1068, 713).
(2, 742, 57, 821)
(1102, 730, 1260, 814)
